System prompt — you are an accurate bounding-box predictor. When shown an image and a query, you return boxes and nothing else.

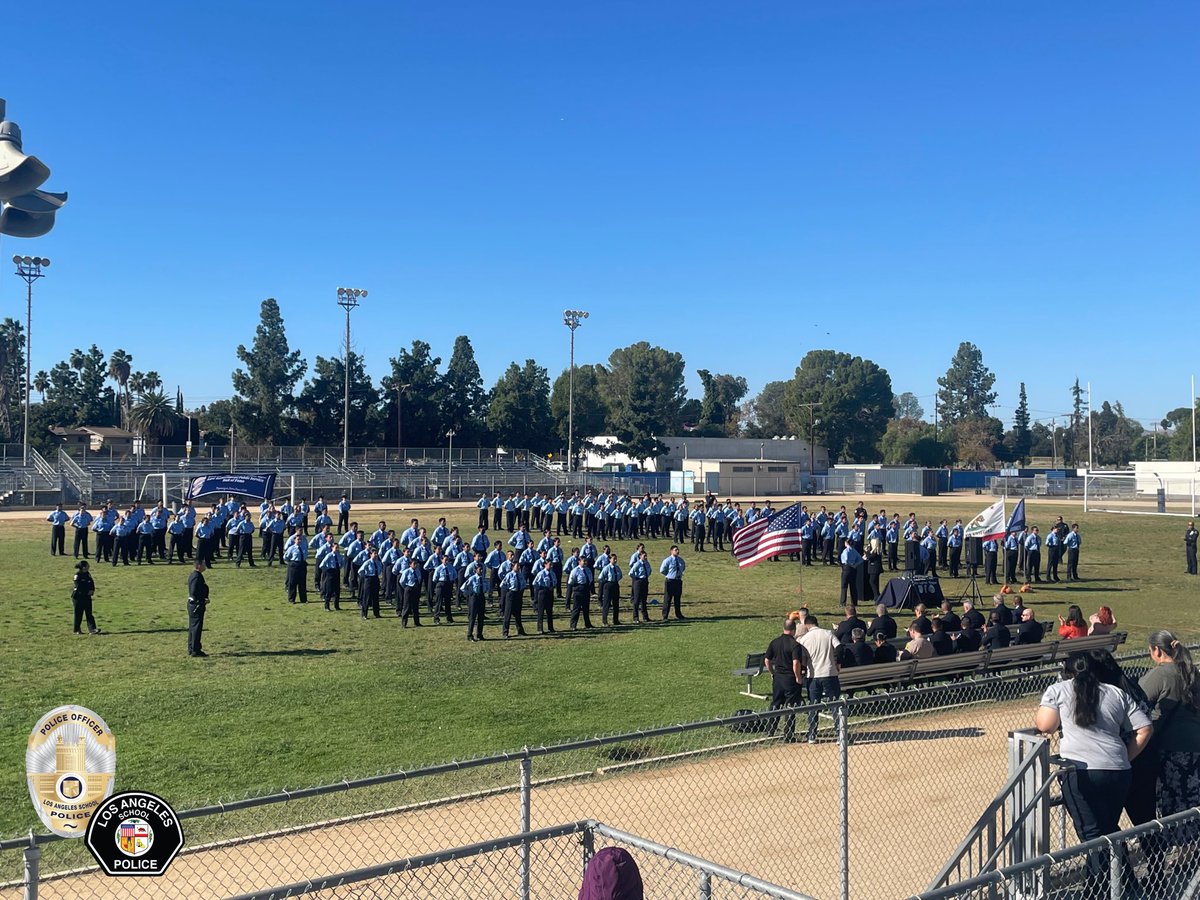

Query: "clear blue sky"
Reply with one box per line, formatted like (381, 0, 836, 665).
(4, 0, 1197, 432)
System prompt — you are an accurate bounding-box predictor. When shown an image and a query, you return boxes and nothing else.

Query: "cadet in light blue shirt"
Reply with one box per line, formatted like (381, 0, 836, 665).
(598, 559, 623, 626)
(659, 546, 686, 620)
(283, 533, 309, 604)
(70, 505, 93, 559)
(47, 504, 69, 556)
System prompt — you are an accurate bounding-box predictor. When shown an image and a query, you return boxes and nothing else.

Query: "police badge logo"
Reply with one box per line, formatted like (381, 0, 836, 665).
(86, 792, 184, 877)
(26, 706, 116, 838)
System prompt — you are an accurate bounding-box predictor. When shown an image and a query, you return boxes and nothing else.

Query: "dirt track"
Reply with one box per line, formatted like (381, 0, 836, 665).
(11, 701, 1031, 900)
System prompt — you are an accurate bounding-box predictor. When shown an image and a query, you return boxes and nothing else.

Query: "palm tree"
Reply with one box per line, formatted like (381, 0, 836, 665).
(142, 370, 162, 393)
(130, 390, 177, 448)
(108, 349, 132, 428)
(33, 370, 49, 401)
(69, 349, 84, 372)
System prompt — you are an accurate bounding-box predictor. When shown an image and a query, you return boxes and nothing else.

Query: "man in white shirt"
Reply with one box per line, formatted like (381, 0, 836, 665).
(798, 615, 842, 743)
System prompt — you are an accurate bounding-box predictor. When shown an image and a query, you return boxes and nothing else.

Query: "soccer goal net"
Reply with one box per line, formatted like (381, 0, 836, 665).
(1083, 472, 1199, 517)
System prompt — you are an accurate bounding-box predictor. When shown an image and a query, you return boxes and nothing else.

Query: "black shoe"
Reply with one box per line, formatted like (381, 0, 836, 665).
(90, 628, 101, 634)
(73, 630, 82, 634)
(193, 651, 208, 657)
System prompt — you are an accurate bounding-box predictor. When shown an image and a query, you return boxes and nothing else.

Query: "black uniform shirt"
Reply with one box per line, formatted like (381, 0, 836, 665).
(766, 634, 806, 679)
(188, 570, 209, 603)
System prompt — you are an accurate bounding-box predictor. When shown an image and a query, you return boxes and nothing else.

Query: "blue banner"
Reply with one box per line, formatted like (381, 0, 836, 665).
(185, 473, 277, 502)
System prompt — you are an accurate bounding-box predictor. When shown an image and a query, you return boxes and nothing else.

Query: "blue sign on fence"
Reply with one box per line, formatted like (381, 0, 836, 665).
(184, 473, 277, 502)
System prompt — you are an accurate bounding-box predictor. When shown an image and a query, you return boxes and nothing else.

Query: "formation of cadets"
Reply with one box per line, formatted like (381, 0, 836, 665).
(47, 489, 701, 642)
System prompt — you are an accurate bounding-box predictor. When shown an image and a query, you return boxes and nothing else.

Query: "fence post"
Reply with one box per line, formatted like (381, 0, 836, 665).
(23, 832, 39, 900)
(519, 749, 532, 900)
(837, 701, 849, 900)
(581, 822, 595, 874)
(698, 870, 712, 900)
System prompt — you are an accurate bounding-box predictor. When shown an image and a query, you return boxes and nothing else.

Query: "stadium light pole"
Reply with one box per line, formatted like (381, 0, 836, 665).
(13, 255, 48, 467)
(563, 309, 589, 473)
(446, 429, 456, 498)
(1087, 381, 1094, 471)
(394, 382, 410, 455)
(336, 287, 367, 468)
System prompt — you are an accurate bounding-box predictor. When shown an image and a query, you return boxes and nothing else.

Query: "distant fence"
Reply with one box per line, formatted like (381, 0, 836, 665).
(3, 648, 1179, 900)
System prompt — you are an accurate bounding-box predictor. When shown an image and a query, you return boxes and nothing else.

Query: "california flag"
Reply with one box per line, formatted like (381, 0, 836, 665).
(964, 499, 1006, 542)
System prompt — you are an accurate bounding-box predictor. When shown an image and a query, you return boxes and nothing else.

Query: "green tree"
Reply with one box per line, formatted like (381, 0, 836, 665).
(73, 346, 116, 425)
(550, 364, 608, 454)
(782, 350, 894, 464)
(599, 342, 686, 461)
(893, 391, 924, 421)
(1066, 378, 1085, 467)
(107, 348, 133, 430)
(231, 298, 306, 444)
(438, 336, 489, 446)
(1163, 401, 1199, 461)
(32, 370, 48, 401)
(1002, 382, 1032, 463)
(936, 342, 997, 424)
(741, 380, 791, 438)
(296, 352, 382, 446)
(880, 417, 953, 466)
(697, 369, 749, 437)
(383, 340, 443, 447)
(486, 360, 553, 453)
(130, 390, 178, 447)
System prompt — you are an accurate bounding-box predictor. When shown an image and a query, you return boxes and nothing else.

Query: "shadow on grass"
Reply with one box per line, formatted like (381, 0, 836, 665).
(107, 627, 188, 635)
(223, 648, 346, 658)
(848, 726, 985, 744)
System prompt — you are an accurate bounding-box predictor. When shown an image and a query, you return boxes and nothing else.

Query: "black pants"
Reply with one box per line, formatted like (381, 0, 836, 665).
(673, 519, 686, 543)
(1060, 767, 1131, 880)
(502, 588, 525, 636)
(1046, 546, 1061, 581)
(662, 579, 683, 620)
(478, 509, 488, 530)
(466, 593, 484, 638)
(322, 568, 342, 609)
(948, 546, 961, 578)
(887, 542, 898, 570)
(337, 511, 349, 533)
(73, 595, 97, 633)
(286, 562, 308, 603)
(50, 524, 66, 556)
(96, 531, 112, 562)
(506, 510, 516, 532)
(600, 581, 620, 625)
(73, 527, 90, 558)
(137, 533, 156, 564)
(631, 578, 649, 621)
(767, 675, 802, 740)
(154, 528, 167, 559)
(168, 534, 186, 563)
(1067, 548, 1081, 580)
(187, 599, 206, 655)
(692, 524, 705, 552)
(840, 564, 860, 603)
(984, 551, 998, 584)
(1026, 549, 1041, 582)
(534, 586, 555, 632)
(1187, 544, 1197, 575)
(1005, 550, 1018, 583)
(434, 581, 454, 623)
(822, 538, 834, 565)
(360, 575, 381, 618)
(401, 585, 420, 624)
(936, 537, 948, 567)
(569, 584, 593, 629)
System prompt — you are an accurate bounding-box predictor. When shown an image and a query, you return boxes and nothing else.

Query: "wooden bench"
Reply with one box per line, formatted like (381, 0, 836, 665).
(733, 652, 769, 700)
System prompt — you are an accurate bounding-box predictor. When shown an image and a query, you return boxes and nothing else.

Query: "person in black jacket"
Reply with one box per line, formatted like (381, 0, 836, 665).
(188, 560, 210, 658)
(982, 611, 1011, 649)
(1015, 607, 1044, 644)
(991, 594, 1014, 626)
(928, 618, 954, 656)
(845, 628, 876, 666)
(71, 561, 100, 634)
(937, 599, 961, 634)
(866, 603, 896, 640)
(961, 599, 986, 631)
(833, 604, 868, 644)
(872, 632, 899, 664)
(955, 620, 982, 653)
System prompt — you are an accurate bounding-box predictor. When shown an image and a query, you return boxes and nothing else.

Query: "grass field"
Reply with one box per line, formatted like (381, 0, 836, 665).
(1, 496, 1194, 840)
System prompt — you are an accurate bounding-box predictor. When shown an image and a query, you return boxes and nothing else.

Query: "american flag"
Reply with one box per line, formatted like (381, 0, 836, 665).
(733, 502, 804, 569)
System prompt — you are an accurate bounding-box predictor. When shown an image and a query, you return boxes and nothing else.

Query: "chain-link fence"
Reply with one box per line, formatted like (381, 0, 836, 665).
(1, 648, 1180, 900)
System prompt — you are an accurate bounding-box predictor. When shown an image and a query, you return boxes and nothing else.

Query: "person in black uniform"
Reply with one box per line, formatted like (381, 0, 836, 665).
(872, 632, 898, 664)
(765, 618, 809, 742)
(188, 560, 210, 657)
(937, 599, 961, 634)
(960, 599, 986, 631)
(71, 561, 101, 634)
(865, 603, 897, 641)
(1186, 521, 1198, 575)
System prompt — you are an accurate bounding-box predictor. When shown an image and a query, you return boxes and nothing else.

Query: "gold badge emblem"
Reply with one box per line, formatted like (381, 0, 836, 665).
(26, 706, 116, 838)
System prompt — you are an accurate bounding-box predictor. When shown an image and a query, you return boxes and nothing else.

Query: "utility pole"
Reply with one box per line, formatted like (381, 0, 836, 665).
(792, 401, 821, 488)
(562, 309, 589, 473)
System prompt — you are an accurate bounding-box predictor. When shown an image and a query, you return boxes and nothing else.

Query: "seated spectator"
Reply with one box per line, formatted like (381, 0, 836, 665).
(900, 621, 934, 660)
(1010, 595, 1028, 625)
(578, 846, 643, 900)
(992, 593, 1014, 626)
(928, 618, 954, 656)
(866, 603, 896, 640)
(834, 603, 868, 643)
(911, 603, 933, 636)
(1088, 606, 1117, 636)
(982, 610, 1012, 649)
(873, 632, 899, 664)
(937, 598, 961, 634)
(1058, 604, 1088, 639)
(961, 599, 985, 631)
(955, 620, 982, 653)
(1016, 606, 1045, 644)
(845, 627, 876, 666)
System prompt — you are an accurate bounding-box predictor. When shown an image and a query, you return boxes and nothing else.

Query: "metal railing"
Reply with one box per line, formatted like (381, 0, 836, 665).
(913, 807, 1200, 900)
(56, 449, 93, 503)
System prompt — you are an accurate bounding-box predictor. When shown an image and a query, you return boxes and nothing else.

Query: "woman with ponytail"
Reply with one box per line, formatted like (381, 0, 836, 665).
(1139, 631, 1200, 818)
(1036, 651, 1153, 874)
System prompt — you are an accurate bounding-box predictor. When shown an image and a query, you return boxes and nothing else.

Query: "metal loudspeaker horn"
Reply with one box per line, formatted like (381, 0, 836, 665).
(0, 120, 51, 202)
